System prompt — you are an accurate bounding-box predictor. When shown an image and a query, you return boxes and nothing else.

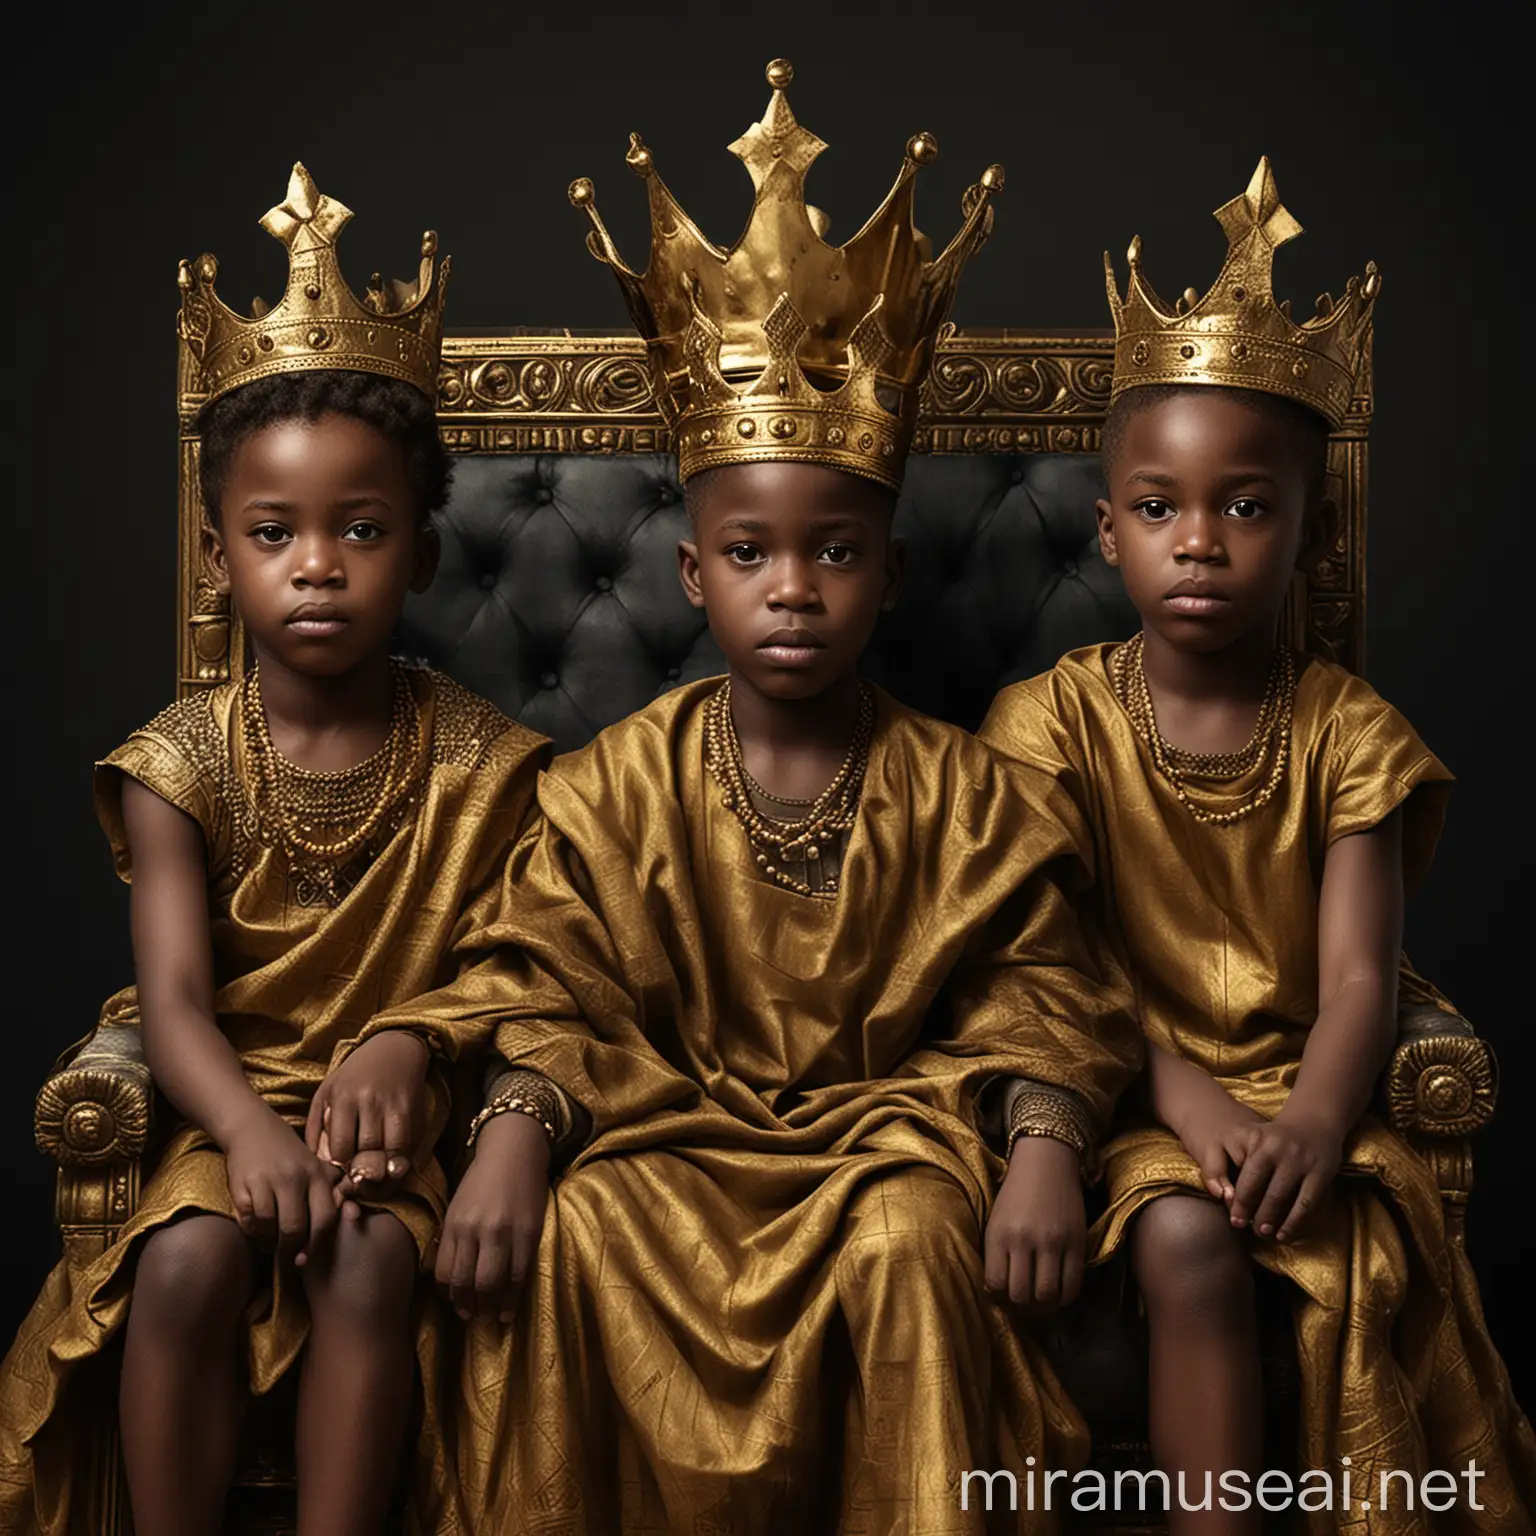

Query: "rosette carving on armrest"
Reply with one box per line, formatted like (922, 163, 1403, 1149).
(1385, 1006, 1497, 1139)
(35, 1025, 153, 1167)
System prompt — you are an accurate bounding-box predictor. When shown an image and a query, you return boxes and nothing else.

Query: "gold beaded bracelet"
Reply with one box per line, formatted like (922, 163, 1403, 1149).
(1005, 1085, 1097, 1176)
(466, 1072, 563, 1152)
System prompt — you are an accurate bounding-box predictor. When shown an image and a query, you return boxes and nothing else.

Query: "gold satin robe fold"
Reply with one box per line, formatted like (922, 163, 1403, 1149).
(0, 668, 549, 1536)
(364, 677, 1142, 1536)
(981, 642, 1536, 1536)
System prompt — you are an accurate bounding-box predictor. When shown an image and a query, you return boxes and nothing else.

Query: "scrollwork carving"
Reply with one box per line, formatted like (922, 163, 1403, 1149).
(1386, 1034, 1498, 1139)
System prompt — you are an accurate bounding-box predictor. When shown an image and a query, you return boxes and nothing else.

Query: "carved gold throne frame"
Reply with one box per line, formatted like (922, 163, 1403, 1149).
(31, 325, 1496, 1536)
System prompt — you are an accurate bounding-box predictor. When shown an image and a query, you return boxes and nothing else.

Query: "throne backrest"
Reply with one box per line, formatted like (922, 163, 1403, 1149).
(174, 326, 1372, 751)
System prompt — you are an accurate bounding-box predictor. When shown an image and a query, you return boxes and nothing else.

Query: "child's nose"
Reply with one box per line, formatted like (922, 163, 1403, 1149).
(1176, 509, 1225, 561)
(768, 560, 819, 608)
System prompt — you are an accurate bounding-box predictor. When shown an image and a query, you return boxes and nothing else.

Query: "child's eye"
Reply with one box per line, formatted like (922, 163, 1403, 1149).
(250, 524, 291, 546)
(1135, 499, 1175, 522)
(1226, 499, 1267, 520)
(819, 543, 858, 566)
(725, 543, 764, 566)
(343, 521, 385, 543)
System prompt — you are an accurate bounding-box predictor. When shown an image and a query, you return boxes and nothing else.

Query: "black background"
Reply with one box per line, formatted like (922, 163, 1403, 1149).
(5, 0, 1529, 1401)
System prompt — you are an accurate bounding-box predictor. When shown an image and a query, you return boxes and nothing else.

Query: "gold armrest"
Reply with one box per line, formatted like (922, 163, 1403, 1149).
(1384, 1005, 1497, 1140)
(34, 1024, 153, 1168)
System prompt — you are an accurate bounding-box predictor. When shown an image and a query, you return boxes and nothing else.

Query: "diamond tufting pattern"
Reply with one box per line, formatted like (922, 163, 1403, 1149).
(398, 451, 1139, 752)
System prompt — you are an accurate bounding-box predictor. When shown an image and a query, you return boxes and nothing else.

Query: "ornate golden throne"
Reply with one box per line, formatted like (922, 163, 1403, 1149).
(32, 324, 1500, 1535)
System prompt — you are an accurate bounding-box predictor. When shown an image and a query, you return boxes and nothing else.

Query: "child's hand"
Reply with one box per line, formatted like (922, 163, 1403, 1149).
(1226, 1110, 1342, 1243)
(226, 1110, 342, 1266)
(306, 1031, 429, 1195)
(436, 1112, 552, 1324)
(1170, 1086, 1266, 1207)
(984, 1136, 1086, 1311)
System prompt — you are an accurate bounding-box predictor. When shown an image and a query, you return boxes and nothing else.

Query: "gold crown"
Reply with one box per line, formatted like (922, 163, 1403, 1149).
(568, 59, 1003, 488)
(1104, 157, 1379, 430)
(177, 163, 449, 404)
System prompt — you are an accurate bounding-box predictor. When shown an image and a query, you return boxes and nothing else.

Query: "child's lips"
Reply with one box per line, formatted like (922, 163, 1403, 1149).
(1163, 588, 1229, 616)
(286, 606, 349, 636)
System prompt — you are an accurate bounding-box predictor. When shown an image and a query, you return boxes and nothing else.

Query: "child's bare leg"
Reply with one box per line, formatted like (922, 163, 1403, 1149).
(120, 1213, 258, 1536)
(295, 1208, 418, 1535)
(1132, 1195, 1262, 1536)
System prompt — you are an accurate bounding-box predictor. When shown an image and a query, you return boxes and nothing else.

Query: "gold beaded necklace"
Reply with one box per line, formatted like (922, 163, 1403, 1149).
(241, 660, 428, 904)
(703, 678, 875, 898)
(1111, 632, 1295, 827)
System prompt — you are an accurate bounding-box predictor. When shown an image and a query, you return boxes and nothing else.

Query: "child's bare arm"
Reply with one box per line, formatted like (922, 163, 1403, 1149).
(122, 778, 339, 1262)
(1229, 809, 1403, 1241)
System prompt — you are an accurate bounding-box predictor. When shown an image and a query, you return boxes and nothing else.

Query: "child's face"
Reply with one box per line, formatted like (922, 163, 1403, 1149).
(677, 462, 902, 702)
(206, 413, 437, 678)
(1096, 391, 1328, 655)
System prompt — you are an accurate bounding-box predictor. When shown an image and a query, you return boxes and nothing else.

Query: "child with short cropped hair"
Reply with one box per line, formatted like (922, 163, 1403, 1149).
(982, 160, 1536, 1534)
(0, 165, 548, 1536)
(358, 61, 1141, 1535)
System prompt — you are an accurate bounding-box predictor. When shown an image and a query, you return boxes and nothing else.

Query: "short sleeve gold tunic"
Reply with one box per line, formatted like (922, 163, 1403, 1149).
(0, 667, 549, 1536)
(363, 677, 1143, 1536)
(981, 643, 1536, 1536)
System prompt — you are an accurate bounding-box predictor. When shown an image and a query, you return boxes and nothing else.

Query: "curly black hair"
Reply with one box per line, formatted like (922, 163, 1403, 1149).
(1102, 383, 1330, 499)
(194, 369, 451, 525)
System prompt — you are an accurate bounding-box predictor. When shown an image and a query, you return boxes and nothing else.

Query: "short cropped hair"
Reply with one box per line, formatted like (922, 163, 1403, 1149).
(682, 463, 899, 523)
(1102, 383, 1330, 499)
(194, 369, 451, 525)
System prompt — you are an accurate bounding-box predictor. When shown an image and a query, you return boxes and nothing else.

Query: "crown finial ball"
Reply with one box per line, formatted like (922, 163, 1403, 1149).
(907, 132, 938, 165)
(981, 164, 1004, 192)
(421, 231, 438, 258)
(625, 133, 654, 178)
(765, 58, 793, 89)
(568, 178, 595, 209)
(196, 253, 219, 284)
(1363, 262, 1382, 300)
(1127, 235, 1143, 267)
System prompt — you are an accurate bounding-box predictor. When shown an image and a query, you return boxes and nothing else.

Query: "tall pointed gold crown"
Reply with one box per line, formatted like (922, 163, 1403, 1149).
(1105, 158, 1379, 430)
(568, 59, 1004, 488)
(177, 163, 450, 405)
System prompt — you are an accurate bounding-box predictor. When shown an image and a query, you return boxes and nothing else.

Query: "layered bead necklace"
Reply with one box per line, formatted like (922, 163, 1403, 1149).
(241, 659, 428, 905)
(703, 678, 875, 898)
(1111, 631, 1296, 826)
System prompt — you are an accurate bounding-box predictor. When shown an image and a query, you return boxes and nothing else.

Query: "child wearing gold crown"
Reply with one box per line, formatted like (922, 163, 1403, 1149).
(352, 60, 1140, 1535)
(981, 161, 1536, 1534)
(0, 166, 550, 1535)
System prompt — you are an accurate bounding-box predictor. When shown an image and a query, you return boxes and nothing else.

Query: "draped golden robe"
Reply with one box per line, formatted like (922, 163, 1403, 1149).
(981, 642, 1536, 1535)
(0, 667, 549, 1536)
(361, 677, 1142, 1536)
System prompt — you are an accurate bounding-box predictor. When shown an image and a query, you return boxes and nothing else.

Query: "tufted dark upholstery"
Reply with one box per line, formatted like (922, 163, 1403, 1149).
(399, 451, 1139, 752)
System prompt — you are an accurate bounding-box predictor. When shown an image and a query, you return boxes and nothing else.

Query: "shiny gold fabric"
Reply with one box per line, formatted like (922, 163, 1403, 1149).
(364, 677, 1142, 1535)
(0, 668, 548, 1536)
(982, 642, 1536, 1535)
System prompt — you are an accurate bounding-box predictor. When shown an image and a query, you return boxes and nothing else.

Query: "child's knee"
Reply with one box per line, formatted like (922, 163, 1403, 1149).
(1131, 1194, 1249, 1315)
(131, 1214, 255, 1343)
(307, 1211, 419, 1329)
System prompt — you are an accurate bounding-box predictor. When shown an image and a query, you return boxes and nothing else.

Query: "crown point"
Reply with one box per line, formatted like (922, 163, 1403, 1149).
(765, 58, 793, 90)
(421, 230, 438, 258)
(625, 133, 654, 178)
(1127, 235, 1142, 267)
(1363, 262, 1382, 300)
(568, 177, 595, 209)
(177, 259, 194, 294)
(981, 164, 1005, 193)
(907, 132, 938, 166)
(196, 253, 218, 284)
